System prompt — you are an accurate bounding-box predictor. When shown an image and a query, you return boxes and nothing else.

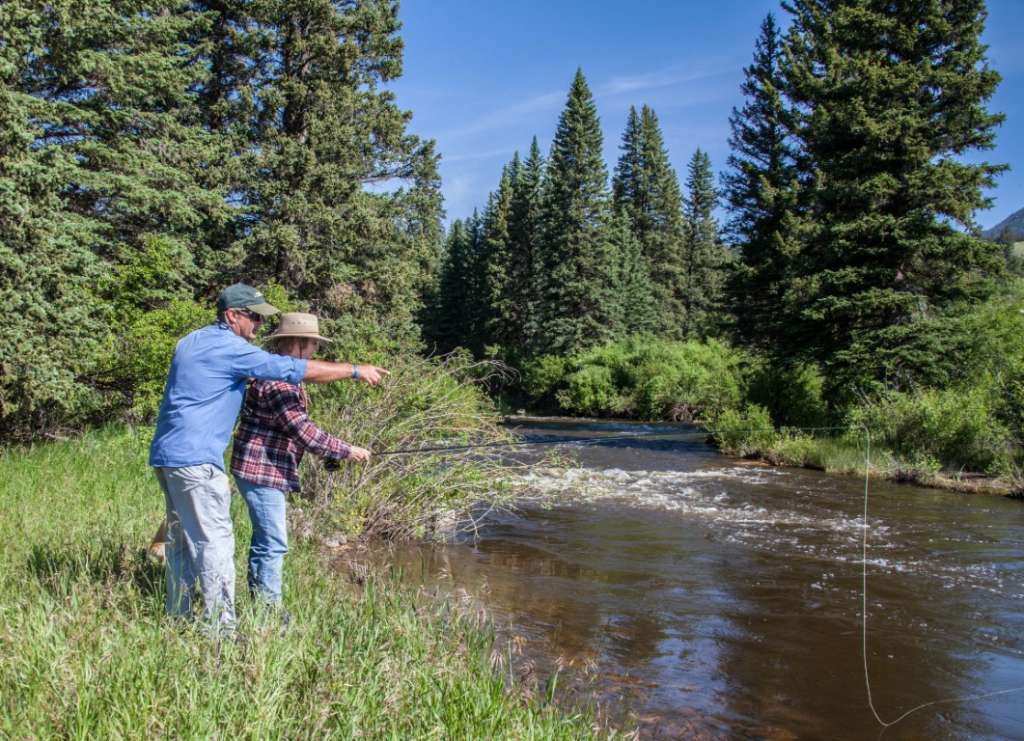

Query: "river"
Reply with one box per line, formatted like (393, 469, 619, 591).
(362, 419, 1024, 739)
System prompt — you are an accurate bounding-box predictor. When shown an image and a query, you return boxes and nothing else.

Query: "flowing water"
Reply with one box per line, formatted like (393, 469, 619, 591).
(363, 420, 1024, 739)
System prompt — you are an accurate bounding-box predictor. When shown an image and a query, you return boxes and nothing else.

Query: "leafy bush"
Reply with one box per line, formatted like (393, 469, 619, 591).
(523, 337, 747, 422)
(299, 353, 512, 539)
(105, 300, 213, 422)
(747, 361, 829, 428)
(712, 404, 777, 457)
(849, 386, 1011, 474)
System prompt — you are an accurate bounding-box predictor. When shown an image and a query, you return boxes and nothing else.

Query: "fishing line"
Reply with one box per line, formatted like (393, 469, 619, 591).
(857, 426, 1024, 731)
(371, 423, 1024, 729)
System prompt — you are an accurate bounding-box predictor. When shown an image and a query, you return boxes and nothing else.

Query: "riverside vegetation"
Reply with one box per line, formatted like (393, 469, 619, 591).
(0, 0, 1020, 734)
(0, 428, 607, 738)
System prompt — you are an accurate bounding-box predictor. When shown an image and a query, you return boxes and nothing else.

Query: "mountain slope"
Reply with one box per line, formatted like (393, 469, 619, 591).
(984, 206, 1024, 241)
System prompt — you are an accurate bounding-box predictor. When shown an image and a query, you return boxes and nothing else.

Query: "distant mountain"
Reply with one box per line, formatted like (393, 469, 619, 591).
(983, 206, 1024, 242)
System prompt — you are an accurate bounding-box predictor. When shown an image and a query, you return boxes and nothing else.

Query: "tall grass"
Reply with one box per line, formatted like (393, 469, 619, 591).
(0, 429, 607, 737)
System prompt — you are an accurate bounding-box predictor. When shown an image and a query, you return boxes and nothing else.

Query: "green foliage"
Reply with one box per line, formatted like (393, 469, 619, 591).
(850, 387, 1011, 475)
(0, 430, 603, 738)
(746, 361, 828, 428)
(681, 149, 728, 339)
(612, 105, 687, 337)
(538, 69, 620, 355)
(724, 13, 803, 353)
(712, 404, 776, 457)
(294, 353, 512, 540)
(781, 0, 1006, 393)
(105, 300, 214, 422)
(524, 338, 747, 422)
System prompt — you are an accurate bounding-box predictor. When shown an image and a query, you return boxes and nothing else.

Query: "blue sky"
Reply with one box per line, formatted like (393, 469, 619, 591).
(387, 0, 1024, 231)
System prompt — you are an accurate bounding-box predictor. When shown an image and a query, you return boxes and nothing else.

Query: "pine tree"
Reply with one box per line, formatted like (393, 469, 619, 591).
(723, 13, 803, 353)
(681, 149, 727, 339)
(482, 166, 516, 349)
(612, 105, 687, 337)
(609, 209, 658, 337)
(508, 138, 547, 351)
(538, 69, 620, 355)
(783, 0, 1006, 394)
(232, 0, 443, 347)
(432, 219, 471, 352)
(12, 0, 225, 271)
(0, 0, 222, 435)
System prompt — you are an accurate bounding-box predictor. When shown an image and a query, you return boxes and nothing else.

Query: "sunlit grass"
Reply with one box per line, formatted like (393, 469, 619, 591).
(0, 428, 607, 738)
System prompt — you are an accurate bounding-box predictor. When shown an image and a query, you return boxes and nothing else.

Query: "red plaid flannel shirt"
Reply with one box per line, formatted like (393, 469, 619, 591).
(231, 380, 351, 492)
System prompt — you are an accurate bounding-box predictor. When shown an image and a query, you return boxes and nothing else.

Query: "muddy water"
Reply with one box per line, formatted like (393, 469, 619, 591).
(378, 421, 1024, 739)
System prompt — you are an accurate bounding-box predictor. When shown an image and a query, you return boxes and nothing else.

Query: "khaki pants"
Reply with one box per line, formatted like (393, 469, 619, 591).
(154, 465, 236, 629)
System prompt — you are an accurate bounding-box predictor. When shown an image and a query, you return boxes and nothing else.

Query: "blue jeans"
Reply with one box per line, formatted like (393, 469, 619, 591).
(234, 477, 288, 605)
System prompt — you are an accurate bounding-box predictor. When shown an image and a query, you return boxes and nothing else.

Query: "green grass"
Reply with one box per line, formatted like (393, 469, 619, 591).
(0, 428, 606, 738)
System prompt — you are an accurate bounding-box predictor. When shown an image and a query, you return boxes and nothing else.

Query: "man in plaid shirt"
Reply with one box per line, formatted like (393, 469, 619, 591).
(231, 313, 370, 610)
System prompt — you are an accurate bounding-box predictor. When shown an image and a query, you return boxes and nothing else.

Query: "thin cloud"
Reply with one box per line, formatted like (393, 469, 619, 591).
(597, 64, 730, 98)
(440, 63, 733, 140)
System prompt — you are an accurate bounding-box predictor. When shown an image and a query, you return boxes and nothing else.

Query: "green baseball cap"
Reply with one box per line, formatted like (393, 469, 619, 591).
(216, 283, 279, 317)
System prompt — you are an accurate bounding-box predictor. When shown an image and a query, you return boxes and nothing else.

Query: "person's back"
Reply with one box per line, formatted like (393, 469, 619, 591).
(150, 323, 306, 469)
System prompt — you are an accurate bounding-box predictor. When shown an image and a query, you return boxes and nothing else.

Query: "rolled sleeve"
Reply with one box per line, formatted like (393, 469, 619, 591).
(229, 340, 308, 384)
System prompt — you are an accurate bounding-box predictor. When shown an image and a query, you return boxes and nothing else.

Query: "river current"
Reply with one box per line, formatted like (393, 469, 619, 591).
(365, 420, 1024, 739)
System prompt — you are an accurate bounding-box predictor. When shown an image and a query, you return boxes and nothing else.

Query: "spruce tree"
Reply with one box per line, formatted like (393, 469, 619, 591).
(612, 105, 687, 337)
(431, 219, 471, 352)
(538, 69, 620, 355)
(233, 0, 443, 347)
(609, 210, 658, 337)
(723, 13, 803, 353)
(508, 138, 547, 352)
(0, 0, 222, 435)
(482, 166, 516, 350)
(681, 149, 727, 339)
(783, 0, 1006, 394)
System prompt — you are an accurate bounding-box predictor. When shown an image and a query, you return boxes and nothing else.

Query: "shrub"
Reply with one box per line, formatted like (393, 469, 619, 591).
(849, 386, 1012, 475)
(105, 299, 213, 422)
(713, 404, 776, 457)
(747, 361, 829, 428)
(524, 337, 747, 422)
(299, 353, 512, 540)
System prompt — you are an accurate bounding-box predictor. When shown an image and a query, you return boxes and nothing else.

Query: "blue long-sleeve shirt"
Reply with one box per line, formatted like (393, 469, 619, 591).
(149, 322, 308, 470)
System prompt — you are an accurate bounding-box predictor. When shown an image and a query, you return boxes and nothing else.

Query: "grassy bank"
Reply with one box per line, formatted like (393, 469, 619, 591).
(712, 418, 1019, 496)
(0, 429, 606, 737)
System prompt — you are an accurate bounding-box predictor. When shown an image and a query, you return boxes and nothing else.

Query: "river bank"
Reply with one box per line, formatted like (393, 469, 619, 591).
(0, 428, 607, 738)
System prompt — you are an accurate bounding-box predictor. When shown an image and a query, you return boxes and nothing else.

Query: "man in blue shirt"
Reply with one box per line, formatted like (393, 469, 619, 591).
(150, 283, 387, 630)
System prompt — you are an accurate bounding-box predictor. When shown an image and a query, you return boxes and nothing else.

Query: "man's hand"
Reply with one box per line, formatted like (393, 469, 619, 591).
(353, 365, 388, 386)
(304, 360, 390, 385)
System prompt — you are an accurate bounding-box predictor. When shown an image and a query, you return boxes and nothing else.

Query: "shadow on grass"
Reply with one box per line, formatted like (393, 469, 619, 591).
(27, 539, 164, 599)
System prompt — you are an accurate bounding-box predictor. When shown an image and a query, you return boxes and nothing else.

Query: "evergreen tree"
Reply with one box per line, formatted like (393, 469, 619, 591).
(11, 0, 225, 271)
(507, 139, 547, 351)
(232, 0, 443, 347)
(0, 0, 222, 435)
(681, 149, 727, 339)
(783, 0, 1006, 394)
(538, 69, 620, 355)
(612, 105, 687, 337)
(609, 209, 658, 337)
(482, 166, 516, 349)
(460, 210, 490, 354)
(723, 13, 803, 353)
(431, 219, 471, 352)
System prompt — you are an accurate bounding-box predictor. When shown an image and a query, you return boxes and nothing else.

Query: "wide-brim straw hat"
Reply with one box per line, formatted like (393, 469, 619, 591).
(265, 312, 333, 344)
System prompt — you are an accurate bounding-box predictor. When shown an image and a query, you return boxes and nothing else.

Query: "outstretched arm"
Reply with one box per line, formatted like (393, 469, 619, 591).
(303, 360, 388, 385)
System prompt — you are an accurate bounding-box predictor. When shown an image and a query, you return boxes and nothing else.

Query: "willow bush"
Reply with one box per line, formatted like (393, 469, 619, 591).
(299, 352, 516, 540)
